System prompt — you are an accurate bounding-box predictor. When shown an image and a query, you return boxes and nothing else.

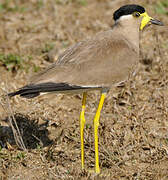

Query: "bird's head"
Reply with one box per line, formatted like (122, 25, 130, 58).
(113, 4, 164, 30)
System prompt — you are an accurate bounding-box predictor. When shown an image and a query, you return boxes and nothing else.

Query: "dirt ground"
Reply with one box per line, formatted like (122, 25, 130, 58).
(0, 0, 168, 179)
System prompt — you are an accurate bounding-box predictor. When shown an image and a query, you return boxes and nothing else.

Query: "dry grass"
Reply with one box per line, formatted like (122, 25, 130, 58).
(0, 0, 168, 179)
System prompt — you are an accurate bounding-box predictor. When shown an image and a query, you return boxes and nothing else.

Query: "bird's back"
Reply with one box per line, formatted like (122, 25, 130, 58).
(31, 27, 139, 88)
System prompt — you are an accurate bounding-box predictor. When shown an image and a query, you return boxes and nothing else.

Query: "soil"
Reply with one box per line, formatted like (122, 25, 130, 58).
(0, 0, 168, 179)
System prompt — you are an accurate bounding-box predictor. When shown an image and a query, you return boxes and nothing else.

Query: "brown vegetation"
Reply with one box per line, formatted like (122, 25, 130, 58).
(0, 0, 168, 179)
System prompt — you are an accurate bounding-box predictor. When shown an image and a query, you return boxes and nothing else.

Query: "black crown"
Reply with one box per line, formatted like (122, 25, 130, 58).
(113, 4, 145, 21)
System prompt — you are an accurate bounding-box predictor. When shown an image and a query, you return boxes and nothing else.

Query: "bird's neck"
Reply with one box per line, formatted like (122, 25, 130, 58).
(114, 19, 140, 52)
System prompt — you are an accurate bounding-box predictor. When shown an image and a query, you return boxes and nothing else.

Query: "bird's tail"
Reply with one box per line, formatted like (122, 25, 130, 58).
(8, 82, 87, 99)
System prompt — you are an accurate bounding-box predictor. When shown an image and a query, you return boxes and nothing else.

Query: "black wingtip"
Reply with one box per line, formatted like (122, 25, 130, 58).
(20, 92, 40, 99)
(8, 82, 99, 99)
(8, 89, 40, 99)
(8, 91, 21, 97)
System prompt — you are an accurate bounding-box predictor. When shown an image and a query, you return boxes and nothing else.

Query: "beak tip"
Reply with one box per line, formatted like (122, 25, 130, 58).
(150, 19, 164, 26)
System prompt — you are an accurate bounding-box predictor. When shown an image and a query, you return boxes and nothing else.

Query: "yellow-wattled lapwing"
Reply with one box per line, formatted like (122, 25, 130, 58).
(9, 4, 163, 174)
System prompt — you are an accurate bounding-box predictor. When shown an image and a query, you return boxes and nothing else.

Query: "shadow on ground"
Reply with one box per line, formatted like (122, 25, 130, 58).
(0, 113, 52, 149)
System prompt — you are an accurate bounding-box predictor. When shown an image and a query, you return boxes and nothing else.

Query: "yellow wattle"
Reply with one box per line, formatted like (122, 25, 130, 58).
(140, 12, 152, 30)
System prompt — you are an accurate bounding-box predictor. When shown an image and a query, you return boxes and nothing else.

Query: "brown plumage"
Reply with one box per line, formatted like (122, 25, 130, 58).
(32, 18, 140, 86)
(8, 4, 164, 174)
(9, 13, 142, 98)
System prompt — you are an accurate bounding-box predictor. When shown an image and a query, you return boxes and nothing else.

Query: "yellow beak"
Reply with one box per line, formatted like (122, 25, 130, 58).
(140, 12, 164, 30)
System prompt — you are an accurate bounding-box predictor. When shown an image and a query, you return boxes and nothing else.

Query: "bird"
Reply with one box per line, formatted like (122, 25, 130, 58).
(8, 4, 163, 174)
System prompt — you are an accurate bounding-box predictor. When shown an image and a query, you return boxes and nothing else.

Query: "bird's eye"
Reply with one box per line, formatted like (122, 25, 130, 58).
(132, 12, 140, 18)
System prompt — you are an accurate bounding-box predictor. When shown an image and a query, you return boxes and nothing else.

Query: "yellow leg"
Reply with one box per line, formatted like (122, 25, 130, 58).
(80, 92, 87, 170)
(94, 92, 106, 174)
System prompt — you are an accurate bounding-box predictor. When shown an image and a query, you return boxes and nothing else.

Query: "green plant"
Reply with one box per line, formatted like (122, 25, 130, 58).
(55, 0, 87, 6)
(33, 65, 41, 72)
(77, 0, 87, 6)
(0, 0, 26, 12)
(0, 53, 23, 71)
(86, 123, 91, 129)
(37, 0, 44, 9)
(42, 43, 54, 53)
(155, 0, 168, 15)
(16, 152, 26, 160)
(36, 143, 42, 150)
(62, 40, 70, 48)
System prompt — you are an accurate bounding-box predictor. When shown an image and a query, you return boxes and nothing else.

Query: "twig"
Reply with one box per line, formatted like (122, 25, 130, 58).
(0, 87, 27, 151)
